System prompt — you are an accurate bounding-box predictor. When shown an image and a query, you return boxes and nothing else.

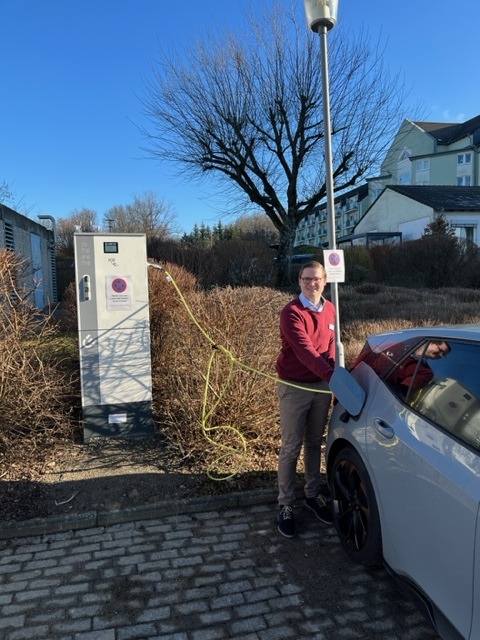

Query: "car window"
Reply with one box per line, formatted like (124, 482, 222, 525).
(357, 336, 423, 378)
(386, 340, 480, 451)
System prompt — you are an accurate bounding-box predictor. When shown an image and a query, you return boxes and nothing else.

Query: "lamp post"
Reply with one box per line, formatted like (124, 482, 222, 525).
(303, 0, 344, 367)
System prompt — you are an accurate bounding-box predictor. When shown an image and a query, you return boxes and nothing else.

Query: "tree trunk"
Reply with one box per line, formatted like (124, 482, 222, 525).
(275, 219, 297, 289)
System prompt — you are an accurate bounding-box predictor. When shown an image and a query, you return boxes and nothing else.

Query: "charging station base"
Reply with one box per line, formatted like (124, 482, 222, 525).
(82, 401, 153, 442)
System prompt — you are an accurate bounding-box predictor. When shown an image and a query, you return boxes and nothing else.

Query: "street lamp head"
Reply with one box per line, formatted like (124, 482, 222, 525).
(303, 0, 338, 31)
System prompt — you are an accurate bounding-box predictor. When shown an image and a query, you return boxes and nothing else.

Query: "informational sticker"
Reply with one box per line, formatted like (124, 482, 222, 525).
(105, 275, 133, 310)
(108, 413, 127, 424)
(323, 250, 345, 283)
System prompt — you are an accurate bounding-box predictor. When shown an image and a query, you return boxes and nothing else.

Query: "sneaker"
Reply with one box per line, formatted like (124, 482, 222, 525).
(304, 495, 334, 525)
(278, 505, 295, 538)
(319, 482, 331, 501)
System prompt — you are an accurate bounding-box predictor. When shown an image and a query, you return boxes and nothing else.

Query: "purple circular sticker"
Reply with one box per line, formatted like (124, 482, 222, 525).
(111, 278, 127, 293)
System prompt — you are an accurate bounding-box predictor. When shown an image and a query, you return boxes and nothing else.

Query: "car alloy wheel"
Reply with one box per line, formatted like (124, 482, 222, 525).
(330, 447, 382, 565)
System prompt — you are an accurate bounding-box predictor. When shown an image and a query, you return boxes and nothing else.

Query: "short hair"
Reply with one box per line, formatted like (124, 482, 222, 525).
(299, 260, 326, 278)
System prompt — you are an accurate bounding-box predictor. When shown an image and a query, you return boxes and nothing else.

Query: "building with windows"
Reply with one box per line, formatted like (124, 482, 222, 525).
(377, 116, 480, 190)
(295, 114, 480, 248)
(295, 184, 370, 248)
(355, 185, 480, 244)
(0, 203, 57, 309)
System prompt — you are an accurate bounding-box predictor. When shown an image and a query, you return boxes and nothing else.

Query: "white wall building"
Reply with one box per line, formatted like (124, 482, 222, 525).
(295, 114, 480, 248)
(0, 203, 57, 308)
(356, 186, 480, 244)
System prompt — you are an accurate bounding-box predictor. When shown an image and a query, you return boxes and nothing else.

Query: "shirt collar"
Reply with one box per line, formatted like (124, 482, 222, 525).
(299, 292, 325, 312)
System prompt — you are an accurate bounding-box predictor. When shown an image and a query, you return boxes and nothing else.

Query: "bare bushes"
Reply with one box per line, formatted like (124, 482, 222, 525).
(148, 262, 290, 476)
(370, 235, 480, 288)
(340, 284, 480, 327)
(149, 264, 480, 476)
(148, 238, 277, 289)
(343, 246, 374, 285)
(0, 250, 77, 478)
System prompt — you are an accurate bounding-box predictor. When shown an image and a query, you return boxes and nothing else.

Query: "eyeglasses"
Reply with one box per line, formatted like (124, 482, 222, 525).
(300, 277, 325, 284)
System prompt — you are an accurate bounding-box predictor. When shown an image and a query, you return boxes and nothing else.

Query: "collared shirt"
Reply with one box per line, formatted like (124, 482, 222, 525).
(299, 292, 325, 313)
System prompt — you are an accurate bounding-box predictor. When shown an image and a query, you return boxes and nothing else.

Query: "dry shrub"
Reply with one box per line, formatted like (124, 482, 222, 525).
(339, 285, 480, 326)
(149, 266, 290, 476)
(150, 269, 480, 477)
(58, 280, 78, 332)
(0, 250, 77, 478)
(7, 246, 480, 484)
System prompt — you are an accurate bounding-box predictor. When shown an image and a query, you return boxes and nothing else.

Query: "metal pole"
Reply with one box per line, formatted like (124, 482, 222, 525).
(318, 24, 344, 367)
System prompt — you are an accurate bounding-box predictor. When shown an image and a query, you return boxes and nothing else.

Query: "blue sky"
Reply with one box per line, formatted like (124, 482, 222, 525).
(1, 0, 479, 234)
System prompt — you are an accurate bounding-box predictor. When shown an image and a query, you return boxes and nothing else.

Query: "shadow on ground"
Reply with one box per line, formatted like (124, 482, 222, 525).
(0, 471, 278, 522)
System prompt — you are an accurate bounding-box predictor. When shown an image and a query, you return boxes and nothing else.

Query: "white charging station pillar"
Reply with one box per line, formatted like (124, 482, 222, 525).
(74, 233, 154, 441)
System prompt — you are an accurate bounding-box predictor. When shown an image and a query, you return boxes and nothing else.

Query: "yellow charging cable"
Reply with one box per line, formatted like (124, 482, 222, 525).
(148, 262, 331, 481)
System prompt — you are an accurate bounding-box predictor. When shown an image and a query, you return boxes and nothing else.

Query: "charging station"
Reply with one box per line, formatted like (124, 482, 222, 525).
(74, 233, 153, 441)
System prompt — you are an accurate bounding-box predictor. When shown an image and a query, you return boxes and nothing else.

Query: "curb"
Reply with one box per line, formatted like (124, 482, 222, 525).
(0, 489, 279, 540)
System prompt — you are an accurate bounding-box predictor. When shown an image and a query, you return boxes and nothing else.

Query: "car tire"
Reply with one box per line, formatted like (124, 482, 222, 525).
(330, 447, 383, 566)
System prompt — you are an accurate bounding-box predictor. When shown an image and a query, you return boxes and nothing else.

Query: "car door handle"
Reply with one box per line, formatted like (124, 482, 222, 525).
(373, 418, 395, 439)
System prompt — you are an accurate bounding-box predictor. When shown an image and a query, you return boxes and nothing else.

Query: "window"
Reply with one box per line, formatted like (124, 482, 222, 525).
(457, 176, 472, 186)
(457, 153, 472, 165)
(453, 225, 476, 243)
(386, 340, 480, 451)
(356, 336, 424, 380)
(416, 159, 430, 171)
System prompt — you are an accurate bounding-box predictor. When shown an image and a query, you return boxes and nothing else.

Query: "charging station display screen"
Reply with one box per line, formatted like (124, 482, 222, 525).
(104, 242, 119, 254)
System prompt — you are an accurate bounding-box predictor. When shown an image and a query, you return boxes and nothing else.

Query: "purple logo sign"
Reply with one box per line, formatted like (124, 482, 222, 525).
(111, 278, 127, 293)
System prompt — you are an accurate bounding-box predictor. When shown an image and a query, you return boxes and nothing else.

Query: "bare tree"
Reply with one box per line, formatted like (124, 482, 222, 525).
(141, 2, 411, 286)
(0, 180, 31, 216)
(103, 191, 178, 239)
(56, 208, 98, 257)
(0, 181, 15, 204)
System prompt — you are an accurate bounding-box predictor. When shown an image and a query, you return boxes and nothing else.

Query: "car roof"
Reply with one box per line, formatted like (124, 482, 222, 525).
(368, 324, 480, 346)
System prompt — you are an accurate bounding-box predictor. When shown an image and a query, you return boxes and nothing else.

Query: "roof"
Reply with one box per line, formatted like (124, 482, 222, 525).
(413, 114, 480, 144)
(386, 185, 480, 211)
(372, 324, 480, 343)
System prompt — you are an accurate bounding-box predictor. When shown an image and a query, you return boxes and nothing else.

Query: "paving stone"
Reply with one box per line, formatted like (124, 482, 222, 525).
(0, 496, 442, 640)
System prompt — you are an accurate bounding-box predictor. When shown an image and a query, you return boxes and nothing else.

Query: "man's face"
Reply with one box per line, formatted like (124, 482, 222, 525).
(422, 341, 450, 360)
(299, 266, 327, 304)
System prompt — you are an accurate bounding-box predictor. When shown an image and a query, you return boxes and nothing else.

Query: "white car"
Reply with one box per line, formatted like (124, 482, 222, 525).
(327, 325, 480, 640)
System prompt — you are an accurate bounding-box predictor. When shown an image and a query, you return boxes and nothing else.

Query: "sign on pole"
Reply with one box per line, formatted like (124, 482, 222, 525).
(323, 249, 345, 283)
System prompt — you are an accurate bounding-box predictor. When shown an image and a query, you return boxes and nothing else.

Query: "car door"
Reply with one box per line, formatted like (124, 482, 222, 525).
(471, 509, 480, 640)
(363, 339, 480, 640)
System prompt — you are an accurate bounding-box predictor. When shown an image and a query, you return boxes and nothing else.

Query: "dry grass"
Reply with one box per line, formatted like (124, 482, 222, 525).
(3, 254, 480, 484)
(148, 265, 480, 480)
(0, 250, 79, 479)
(148, 263, 287, 477)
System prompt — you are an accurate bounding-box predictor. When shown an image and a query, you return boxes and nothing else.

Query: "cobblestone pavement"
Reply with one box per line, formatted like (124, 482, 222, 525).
(0, 500, 441, 640)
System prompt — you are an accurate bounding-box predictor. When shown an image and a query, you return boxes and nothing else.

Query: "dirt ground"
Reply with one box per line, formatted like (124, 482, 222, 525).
(0, 435, 277, 523)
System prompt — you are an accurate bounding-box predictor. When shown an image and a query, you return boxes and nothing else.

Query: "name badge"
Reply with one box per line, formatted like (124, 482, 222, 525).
(328, 324, 335, 331)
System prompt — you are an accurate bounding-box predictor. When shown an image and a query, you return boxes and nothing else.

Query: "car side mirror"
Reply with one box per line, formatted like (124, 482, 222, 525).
(329, 366, 366, 417)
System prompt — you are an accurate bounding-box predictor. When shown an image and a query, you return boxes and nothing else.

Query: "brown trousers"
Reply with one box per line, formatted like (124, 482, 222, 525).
(277, 380, 331, 506)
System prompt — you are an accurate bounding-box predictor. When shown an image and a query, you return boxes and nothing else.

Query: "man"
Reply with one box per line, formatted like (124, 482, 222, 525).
(276, 261, 335, 538)
(387, 340, 451, 404)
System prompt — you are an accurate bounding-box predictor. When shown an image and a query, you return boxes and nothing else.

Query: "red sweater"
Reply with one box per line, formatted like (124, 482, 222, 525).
(276, 298, 336, 383)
